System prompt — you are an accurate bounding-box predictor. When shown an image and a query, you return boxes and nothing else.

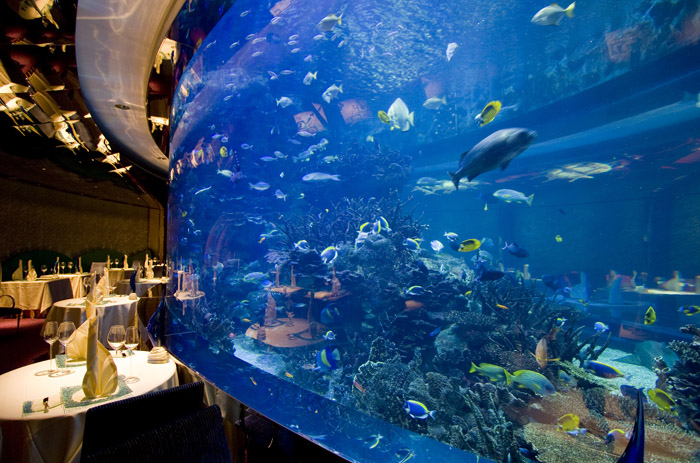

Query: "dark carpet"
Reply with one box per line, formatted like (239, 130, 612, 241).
(0, 317, 48, 375)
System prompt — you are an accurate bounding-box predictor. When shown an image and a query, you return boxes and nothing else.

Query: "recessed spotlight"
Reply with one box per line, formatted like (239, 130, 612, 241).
(114, 104, 130, 110)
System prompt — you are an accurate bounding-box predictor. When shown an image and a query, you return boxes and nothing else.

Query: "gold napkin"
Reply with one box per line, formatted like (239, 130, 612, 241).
(26, 260, 37, 281)
(67, 274, 98, 361)
(82, 313, 118, 399)
(12, 259, 23, 280)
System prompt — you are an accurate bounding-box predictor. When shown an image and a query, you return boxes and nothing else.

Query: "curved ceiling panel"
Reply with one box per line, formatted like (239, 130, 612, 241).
(75, 0, 185, 178)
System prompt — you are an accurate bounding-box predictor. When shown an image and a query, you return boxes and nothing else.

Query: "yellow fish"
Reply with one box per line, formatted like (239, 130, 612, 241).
(220, 146, 228, 157)
(475, 100, 501, 126)
(378, 110, 390, 124)
(645, 305, 656, 325)
(242, 318, 251, 323)
(285, 372, 294, 378)
(496, 304, 509, 310)
(458, 238, 481, 252)
(556, 413, 580, 432)
(250, 377, 257, 385)
(647, 388, 676, 413)
(464, 290, 473, 296)
(555, 235, 563, 243)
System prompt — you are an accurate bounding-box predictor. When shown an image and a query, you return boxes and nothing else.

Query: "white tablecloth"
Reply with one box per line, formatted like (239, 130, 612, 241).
(114, 278, 164, 297)
(0, 279, 74, 313)
(0, 351, 178, 463)
(44, 297, 141, 348)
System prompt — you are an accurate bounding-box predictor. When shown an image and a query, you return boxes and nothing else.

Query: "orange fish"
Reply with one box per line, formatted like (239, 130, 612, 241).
(532, 336, 559, 369)
(250, 377, 257, 385)
(285, 372, 294, 378)
(496, 303, 509, 310)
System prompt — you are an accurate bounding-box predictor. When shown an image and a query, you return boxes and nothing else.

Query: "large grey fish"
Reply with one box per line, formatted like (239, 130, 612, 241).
(447, 128, 536, 190)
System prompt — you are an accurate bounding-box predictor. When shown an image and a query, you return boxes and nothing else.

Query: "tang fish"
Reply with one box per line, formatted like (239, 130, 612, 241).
(320, 246, 338, 264)
(320, 304, 341, 324)
(403, 238, 421, 250)
(458, 239, 481, 252)
(316, 345, 341, 371)
(322, 84, 343, 103)
(294, 240, 310, 251)
(303, 71, 318, 85)
(322, 331, 336, 341)
(679, 305, 700, 315)
(469, 362, 512, 384)
(556, 413, 579, 432)
(405, 286, 425, 296)
(583, 360, 628, 379)
(403, 400, 436, 419)
(645, 306, 656, 325)
(605, 429, 631, 444)
(430, 240, 444, 253)
(475, 101, 502, 126)
(594, 321, 609, 333)
(493, 189, 534, 206)
(531, 2, 575, 26)
(448, 129, 536, 189)
(387, 98, 414, 132)
(318, 13, 342, 32)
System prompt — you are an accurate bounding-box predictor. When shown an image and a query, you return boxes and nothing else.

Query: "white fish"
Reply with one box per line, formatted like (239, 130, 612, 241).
(289, 34, 299, 41)
(217, 169, 235, 178)
(280, 70, 295, 75)
(313, 34, 324, 41)
(302, 172, 340, 182)
(291, 47, 301, 53)
(273, 150, 286, 158)
(322, 84, 343, 103)
(387, 98, 414, 132)
(423, 96, 446, 110)
(268, 71, 279, 80)
(297, 130, 315, 137)
(252, 51, 263, 57)
(446, 42, 458, 61)
(531, 2, 575, 26)
(270, 16, 281, 24)
(240, 10, 251, 17)
(430, 240, 444, 253)
(318, 13, 342, 32)
(249, 181, 271, 191)
(274, 189, 287, 201)
(245, 33, 255, 41)
(493, 189, 534, 206)
(303, 71, 318, 85)
(304, 54, 314, 62)
(277, 97, 293, 108)
(194, 186, 212, 195)
(252, 37, 266, 44)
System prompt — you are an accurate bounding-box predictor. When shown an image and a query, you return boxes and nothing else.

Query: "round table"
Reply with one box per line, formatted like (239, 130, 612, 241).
(0, 351, 177, 463)
(114, 278, 165, 297)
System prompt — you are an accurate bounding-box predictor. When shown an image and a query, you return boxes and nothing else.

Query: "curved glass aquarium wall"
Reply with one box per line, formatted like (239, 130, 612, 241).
(164, 1, 700, 461)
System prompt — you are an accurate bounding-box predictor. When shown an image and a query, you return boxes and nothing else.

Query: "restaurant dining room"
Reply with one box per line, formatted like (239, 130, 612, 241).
(0, 1, 346, 462)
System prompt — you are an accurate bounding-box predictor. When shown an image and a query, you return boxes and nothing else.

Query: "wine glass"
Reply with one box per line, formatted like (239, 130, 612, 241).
(60, 262, 65, 274)
(68, 261, 74, 274)
(40, 264, 47, 276)
(51, 322, 76, 377)
(35, 321, 58, 376)
(124, 326, 140, 384)
(107, 325, 126, 358)
(114, 258, 120, 268)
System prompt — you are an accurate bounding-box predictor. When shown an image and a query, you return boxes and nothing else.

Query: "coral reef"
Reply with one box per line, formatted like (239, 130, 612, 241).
(667, 324, 700, 433)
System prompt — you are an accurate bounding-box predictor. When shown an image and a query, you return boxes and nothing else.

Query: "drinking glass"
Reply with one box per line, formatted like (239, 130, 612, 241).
(124, 326, 140, 384)
(60, 262, 65, 274)
(40, 264, 47, 275)
(51, 322, 76, 377)
(114, 258, 120, 268)
(68, 262, 74, 273)
(107, 325, 126, 358)
(35, 321, 58, 376)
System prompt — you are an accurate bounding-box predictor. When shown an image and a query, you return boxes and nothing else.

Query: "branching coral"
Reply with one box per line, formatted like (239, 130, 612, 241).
(667, 324, 700, 433)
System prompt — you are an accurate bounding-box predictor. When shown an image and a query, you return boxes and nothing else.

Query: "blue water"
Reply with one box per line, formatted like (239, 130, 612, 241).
(164, 1, 700, 461)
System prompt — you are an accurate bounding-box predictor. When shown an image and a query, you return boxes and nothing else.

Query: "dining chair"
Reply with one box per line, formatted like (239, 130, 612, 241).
(0, 295, 21, 330)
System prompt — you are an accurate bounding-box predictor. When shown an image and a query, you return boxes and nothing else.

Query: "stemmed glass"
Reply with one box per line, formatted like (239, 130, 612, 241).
(40, 264, 47, 276)
(124, 327, 140, 384)
(67, 261, 74, 274)
(107, 325, 126, 358)
(35, 321, 58, 376)
(51, 322, 76, 377)
(114, 258, 120, 268)
(60, 262, 65, 274)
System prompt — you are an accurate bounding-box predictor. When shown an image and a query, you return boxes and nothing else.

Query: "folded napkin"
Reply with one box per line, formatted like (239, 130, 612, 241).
(148, 346, 170, 364)
(26, 259, 37, 281)
(82, 314, 118, 399)
(67, 275, 99, 361)
(12, 259, 23, 281)
(78, 256, 83, 273)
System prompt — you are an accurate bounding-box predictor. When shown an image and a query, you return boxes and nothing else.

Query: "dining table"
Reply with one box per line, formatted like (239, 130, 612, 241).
(0, 351, 178, 463)
(0, 277, 75, 317)
(114, 278, 166, 297)
(44, 296, 142, 349)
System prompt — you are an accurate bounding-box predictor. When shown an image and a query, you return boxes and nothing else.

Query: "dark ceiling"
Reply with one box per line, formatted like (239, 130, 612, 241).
(0, 0, 172, 206)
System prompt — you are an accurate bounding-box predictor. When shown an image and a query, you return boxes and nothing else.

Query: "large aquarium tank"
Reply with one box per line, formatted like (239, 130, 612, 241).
(162, 0, 700, 461)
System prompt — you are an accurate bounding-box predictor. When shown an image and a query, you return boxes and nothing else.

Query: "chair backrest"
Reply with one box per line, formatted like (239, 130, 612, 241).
(89, 262, 107, 276)
(82, 382, 205, 457)
(82, 404, 231, 463)
(0, 294, 15, 308)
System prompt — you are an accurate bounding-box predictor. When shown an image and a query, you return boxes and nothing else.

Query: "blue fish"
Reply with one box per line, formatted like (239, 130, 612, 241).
(583, 360, 628, 379)
(320, 246, 338, 264)
(594, 322, 609, 333)
(294, 240, 310, 251)
(316, 345, 341, 371)
(322, 331, 336, 341)
(403, 400, 436, 419)
(403, 238, 420, 251)
(503, 242, 529, 258)
(320, 304, 340, 325)
(404, 286, 425, 296)
(429, 327, 441, 337)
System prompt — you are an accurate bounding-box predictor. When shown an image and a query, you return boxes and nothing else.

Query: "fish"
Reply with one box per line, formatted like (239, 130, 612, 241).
(429, 327, 441, 337)
(405, 286, 425, 296)
(243, 272, 267, 282)
(318, 13, 342, 32)
(315, 345, 341, 371)
(297, 130, 316, 138)
(475, 101, 502, 126)
(377, 111, 390, 124)
(403, 238, 421, 251)
(291, 47, 301, 53)
(249, 181, 270, 191)
(219, 146, 228, 157)
(469, 362, 512, 384)
(496, 304, 509, 310)
(259, 156, 276, 162)
(303, 71, 318, 85)
(387, 98, 414, 132)
(274, 189, 287, 201)
(430, 240, 444, 253)
(194, 186, 211, 195)
(322, 84, 343, 103)
(583, 360, 628, 379)
(322, 331, 336, 341)
(280, 70, 295, 75)
(320, 304, 341, 324)
(679, 305, 700, 315)
(493, 189, 534, 206)
(605, 429, 632, 444)
(249, 376, 257, 385)
(252, 37, 266, 45)
(503, 242, 529, 258)
(304, 54, 314, 62)
(532, 336, 559, 369)
(446, 42, 458, 61)
(448, 128, 536, 189)
(618, 388, 645, 463)
(268, 71, 279, 80)
(555, 234, 563, 242)
(458, 239, 481, 252)
(647, 388, 676, 413)
(423, 96, 446, 110)
(594, 322, 609, 333)
(645, 305, 656, 325)
(320, 246, 338, 264)
(566, 428, 588, 437)
(396, 448, 415, 463)
(531, 2, 576, 26)
(364, 434, 383, 449)
(556, 413, 580, 432)
(403, 400, 436, 419)
(273, 150, 286, 159)
(251, 51, 264, 57)
(558, 370, 575, 387)
(276, 97, 293, 108)
(443, 232, 459, 241)
(285, 372, 294, 378)
(302, 172, 340, 182)
(511, 370, 556, 396)
(294, 240, 310, 251)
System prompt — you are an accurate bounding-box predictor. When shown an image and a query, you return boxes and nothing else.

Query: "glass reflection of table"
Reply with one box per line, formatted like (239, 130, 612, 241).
(0, 351, 177, 463)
